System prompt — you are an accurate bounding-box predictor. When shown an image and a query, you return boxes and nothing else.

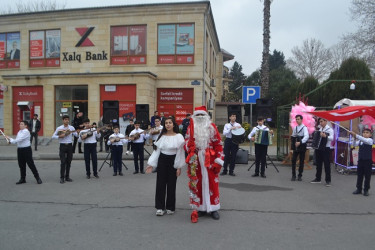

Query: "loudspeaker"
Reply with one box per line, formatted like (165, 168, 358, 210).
(227, 105, 242, 124)
(136, 104, 150, 129)
(235, 149, 249, 164)
(256, 98, 273, 120)
(103, 101, 119, 124)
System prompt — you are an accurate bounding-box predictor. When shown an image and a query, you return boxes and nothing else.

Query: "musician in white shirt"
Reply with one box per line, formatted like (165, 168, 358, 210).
(52, 115, 78, 183)
(221, 113, 242, 176)
(6, 121, 42, 185)
(150, 117, 163, 150)
(291, 115, 309, 181)
(79, 118, 101, 179)
(107, 125, 127, 176)
(311, 118, 334, 186)
(129, 120, 150, 174)
(248, 117, 274, 178)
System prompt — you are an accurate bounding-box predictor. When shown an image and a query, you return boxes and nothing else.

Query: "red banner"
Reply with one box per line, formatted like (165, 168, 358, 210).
(176, 55, 194, 64)
(111, 57, 128, 65)
(157, 55, 175, 64)
(307, 106, 375, 121)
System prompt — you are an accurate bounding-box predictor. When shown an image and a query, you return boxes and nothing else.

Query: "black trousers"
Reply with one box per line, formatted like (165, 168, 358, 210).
(356, 159, 372, 191)
(84, 143, 98, 176)
(255, 144, 268, 175)
(111, 145, 123, 173)
(127, 141, 133, 151)
(17, 146, 40, 179)
(30, 132, 38, 150)
(59, 143, 73, 178)
(73, 136, 82, 153)
(292, 150, 306, 177)
(155, 153, 177, 211)
(133, 143, 144, 172)
(98, 134, 104, 151)
(223, 138, 239, 173)
(315, 147, 331, 182)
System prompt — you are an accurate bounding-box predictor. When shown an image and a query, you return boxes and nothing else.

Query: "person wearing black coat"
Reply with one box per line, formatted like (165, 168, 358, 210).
(29, 114, 41, 151)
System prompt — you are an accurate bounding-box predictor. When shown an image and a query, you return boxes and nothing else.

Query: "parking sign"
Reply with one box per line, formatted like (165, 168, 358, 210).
(242, 86, 261, 104)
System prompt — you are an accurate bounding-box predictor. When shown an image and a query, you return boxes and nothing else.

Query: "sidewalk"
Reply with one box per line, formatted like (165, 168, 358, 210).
(0, 136, 278, 161)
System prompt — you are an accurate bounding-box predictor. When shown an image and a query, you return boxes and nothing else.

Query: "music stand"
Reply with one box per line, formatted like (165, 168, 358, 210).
(247, 154, 279, 173)
(99, 146, 128, 172)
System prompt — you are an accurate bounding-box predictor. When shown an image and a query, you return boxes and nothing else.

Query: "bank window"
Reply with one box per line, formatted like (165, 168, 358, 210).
(157, 23, 194, 64)
(29, 29, 61, 68)
(0, 32, 21, 69)
(110, 25, 147, 65)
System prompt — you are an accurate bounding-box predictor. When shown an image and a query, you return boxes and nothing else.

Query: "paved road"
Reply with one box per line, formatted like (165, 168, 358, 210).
(0, 159, 374, 250)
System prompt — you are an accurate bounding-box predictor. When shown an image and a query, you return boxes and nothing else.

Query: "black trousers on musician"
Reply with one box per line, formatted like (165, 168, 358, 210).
(155, 153, 177, 211)
(111, 145, 123, 173)
(133, 143, 144, 172)
(59, 143, 73, 178)
(315, 147, 331, 182)
(292, 149, 306, 177)
(84, 143, 98, 176)
(356, 159, 372, 192)
(255, 144, 268, 175)
(30, 132, 38, 150)
(127, 141, 133, 152)
(17, 146, 40, 180)
(223, 138, 239, 174)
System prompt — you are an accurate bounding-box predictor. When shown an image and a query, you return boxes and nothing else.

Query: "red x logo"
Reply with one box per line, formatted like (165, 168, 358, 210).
(75, 27, 95, 47)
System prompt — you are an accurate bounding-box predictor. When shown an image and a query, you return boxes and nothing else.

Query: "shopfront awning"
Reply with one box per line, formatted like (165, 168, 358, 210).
(17, 101, 32, 110)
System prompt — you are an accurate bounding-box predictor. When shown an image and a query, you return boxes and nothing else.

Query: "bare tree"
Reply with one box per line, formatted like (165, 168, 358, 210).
(260, 0, 272, 98)
(286, 38, 333, 82)
(341, 0, 375, 73)
(0, 0, 66, 14)
(330, 41, 354, 71)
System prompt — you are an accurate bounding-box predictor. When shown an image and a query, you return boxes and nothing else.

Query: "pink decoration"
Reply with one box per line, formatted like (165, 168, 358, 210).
(362, 115, 375, 129)
(290, 102, 316, 134)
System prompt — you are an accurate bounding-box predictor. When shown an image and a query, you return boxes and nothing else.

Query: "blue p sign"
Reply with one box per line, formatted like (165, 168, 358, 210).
(242, 86, 261, 104)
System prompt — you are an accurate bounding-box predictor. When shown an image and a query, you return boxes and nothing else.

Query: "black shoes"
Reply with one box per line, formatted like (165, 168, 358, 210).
(113, 172, 117, 176)
(325, 182, 331, 187)
(16, 178, 26, 185)
(65, 177, 73, 182)
(133, 171, 139, 174)
(86, 175, 90, 179)
(36, 178, 42, 184)
(298, 176, 302, 181)
(291, 176, 296, 181)
(60, 178, 65, 184)
(353, 189, 362, 195)
(229, 172, 236, 176)
(198, 211, 207, 217)
(119, 172, 123, 176)
(93, 174, 99, 178)
(310, 179, 321, 184)
(261, 174, 266, 178)
(251, 173, 259, 177)
(220, 171, 227, 176)
(363, 190, 369, 196)
(141, 171, 145, 174)
(211, 211, 220, 220)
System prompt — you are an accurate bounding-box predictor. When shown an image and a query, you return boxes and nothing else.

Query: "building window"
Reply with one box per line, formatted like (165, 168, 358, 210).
(157, 23, 194, 64)
(0, 32, 21, 69)
(110, 25, 147, 65)
(29, 29, 61, 68)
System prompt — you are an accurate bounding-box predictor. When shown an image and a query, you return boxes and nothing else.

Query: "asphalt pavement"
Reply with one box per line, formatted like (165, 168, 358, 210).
(0, 138, 374, 250)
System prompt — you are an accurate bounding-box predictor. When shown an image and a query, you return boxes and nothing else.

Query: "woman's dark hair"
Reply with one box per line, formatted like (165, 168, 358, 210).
(156, 116, 179, 142)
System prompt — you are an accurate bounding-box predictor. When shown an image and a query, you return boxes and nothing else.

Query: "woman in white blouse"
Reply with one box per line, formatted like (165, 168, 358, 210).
(146, 117, 186, 216)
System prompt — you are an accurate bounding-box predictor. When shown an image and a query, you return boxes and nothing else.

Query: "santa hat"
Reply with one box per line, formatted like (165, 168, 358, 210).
(193, 106, 208, 116)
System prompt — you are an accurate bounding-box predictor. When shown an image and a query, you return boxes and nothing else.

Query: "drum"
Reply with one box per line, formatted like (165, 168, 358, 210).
(254, 129, 272, 145)
(311, 130, 328, 151)
(291, 136, 306, 152)
(231, 127, 246, 145)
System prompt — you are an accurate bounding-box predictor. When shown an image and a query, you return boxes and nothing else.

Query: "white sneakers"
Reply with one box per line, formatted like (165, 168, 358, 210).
(126, 151, 129, 155)
(156, 209, 174, 216)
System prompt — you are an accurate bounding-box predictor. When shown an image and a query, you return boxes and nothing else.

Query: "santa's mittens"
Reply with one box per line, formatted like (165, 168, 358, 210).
(191, 210, 198, 223)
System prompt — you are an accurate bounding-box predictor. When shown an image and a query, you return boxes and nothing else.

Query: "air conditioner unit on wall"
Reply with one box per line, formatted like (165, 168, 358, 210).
(208, 99, 215, 110)
(210, 79, 216, 87)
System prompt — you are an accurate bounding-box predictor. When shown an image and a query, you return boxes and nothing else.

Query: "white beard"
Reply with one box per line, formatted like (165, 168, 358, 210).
(193, 115, 214, 150)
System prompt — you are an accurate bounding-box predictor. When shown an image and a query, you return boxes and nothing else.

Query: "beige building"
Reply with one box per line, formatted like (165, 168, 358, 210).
(0, 1, 233, 135)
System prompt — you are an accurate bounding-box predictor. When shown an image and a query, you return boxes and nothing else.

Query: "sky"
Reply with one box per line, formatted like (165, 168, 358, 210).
(1, 0, 358, 75)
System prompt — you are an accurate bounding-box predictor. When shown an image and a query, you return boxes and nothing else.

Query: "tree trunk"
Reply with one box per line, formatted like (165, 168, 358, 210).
(261, 0, 271, 98)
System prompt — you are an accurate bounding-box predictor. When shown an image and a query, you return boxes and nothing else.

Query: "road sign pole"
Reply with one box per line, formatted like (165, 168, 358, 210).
(249, 103, 252, 155)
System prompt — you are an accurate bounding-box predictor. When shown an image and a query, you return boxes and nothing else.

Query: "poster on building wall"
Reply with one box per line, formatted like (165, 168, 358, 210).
(158, 24, 176, 55)
(129, 26, 147, 56)
(6, 33, 21, 60)
(46, 30, 60, 58)
(176, 24, 194, 55)
(30, 31, 45, 59)
(0, 103, 3, 130)
(111, 26, 128, 56)
(0, 34, 5, 60)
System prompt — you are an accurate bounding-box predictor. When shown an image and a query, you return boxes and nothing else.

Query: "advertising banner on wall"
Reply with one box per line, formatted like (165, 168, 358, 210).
(0, 34, 5, 60)
(157, 24, 176, 55)
(176, 24, 194, 55)
(30, 31, 45, 59)
(46, 30, 61, 58)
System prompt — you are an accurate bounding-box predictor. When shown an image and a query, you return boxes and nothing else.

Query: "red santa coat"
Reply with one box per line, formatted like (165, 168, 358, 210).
(185, 118, 224, 212)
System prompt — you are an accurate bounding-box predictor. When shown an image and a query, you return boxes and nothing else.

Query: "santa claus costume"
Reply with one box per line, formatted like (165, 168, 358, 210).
(185, 106, 224, 222)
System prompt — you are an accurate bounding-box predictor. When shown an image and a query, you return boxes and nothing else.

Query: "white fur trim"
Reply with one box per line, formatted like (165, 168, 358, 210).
(214, 158, 224, 166)
(193, 110, 208, 116)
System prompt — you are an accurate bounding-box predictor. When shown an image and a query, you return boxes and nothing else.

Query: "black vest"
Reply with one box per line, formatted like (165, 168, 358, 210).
(358, 143, 372, 161)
